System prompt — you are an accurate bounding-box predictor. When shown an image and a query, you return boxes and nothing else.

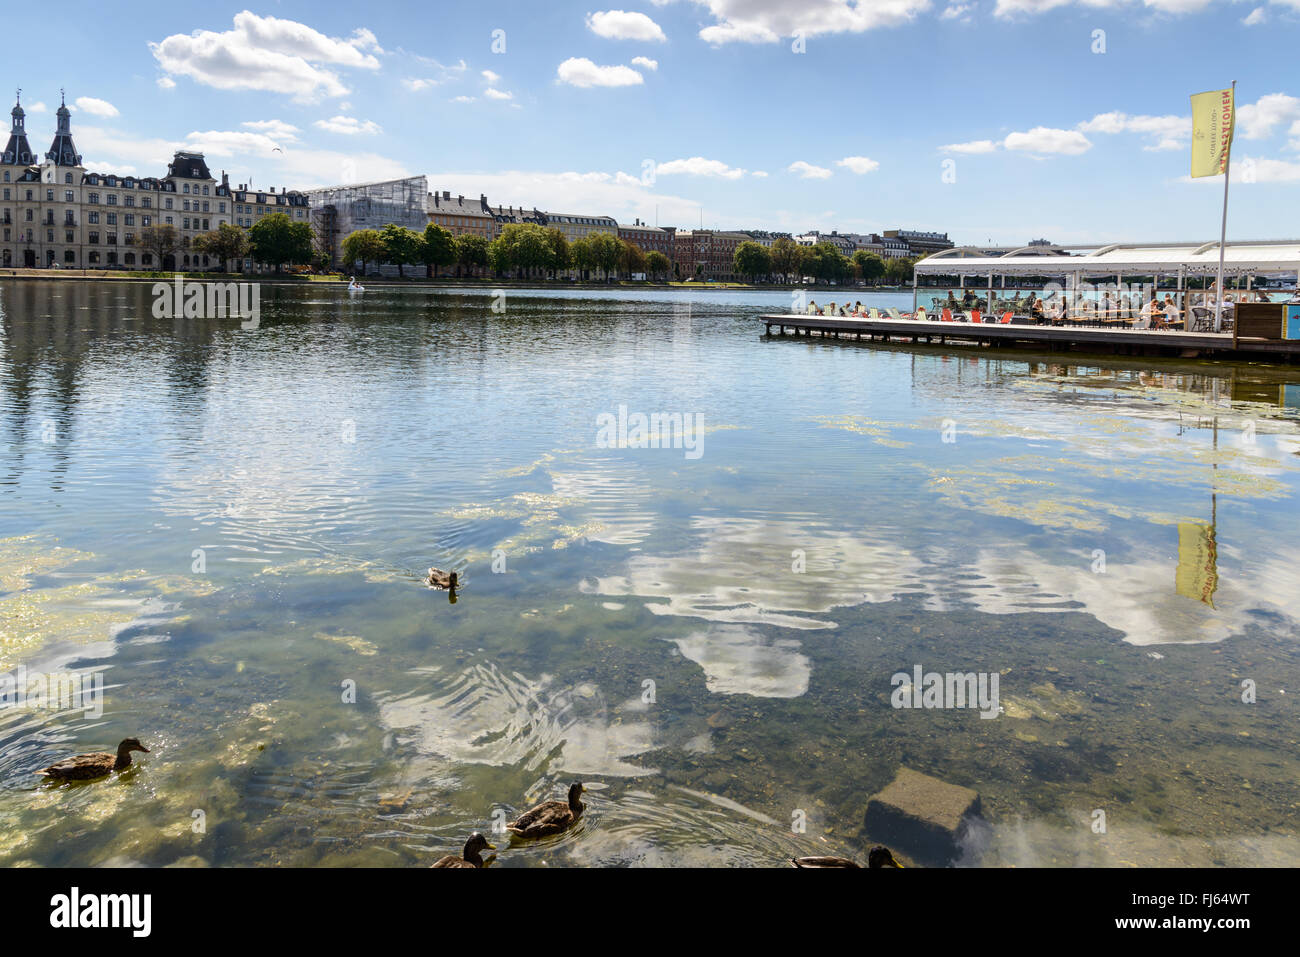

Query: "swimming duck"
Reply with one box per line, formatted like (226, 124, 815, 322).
(431, 832, 496, 868)
(791, 845, 903, 869)
(506, 782, 586, 839)
(426, 568, 458, 590)
(36, 738, 150, 781)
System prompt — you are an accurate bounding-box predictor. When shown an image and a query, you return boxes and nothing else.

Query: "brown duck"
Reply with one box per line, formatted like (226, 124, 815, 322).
(791, 845, 903, 869)
(431, 832, 496, 868)
(506, 782, 586, 839)
(36, 738, 150, 781)
(426, 568, 458, 590)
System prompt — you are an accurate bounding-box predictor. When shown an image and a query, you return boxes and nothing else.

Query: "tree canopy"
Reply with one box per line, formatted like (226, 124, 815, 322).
(249, 213, 313, 273)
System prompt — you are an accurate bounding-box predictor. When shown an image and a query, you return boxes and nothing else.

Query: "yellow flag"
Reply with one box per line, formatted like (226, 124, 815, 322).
(1175, 522, 1218, 608)
(1190, 87, 1235, 178)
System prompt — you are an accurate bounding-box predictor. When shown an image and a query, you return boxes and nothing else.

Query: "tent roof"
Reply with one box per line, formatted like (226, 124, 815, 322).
(915, 241, 1300, 276)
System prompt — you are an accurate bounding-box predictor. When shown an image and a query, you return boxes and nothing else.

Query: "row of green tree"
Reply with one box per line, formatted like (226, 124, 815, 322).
(733, 238, 920, 285)
(132, 214, 315, 273)
(340, 222, 674, 281)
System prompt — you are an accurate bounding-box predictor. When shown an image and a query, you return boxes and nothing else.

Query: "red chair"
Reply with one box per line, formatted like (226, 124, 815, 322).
(941, 307, 955, 322)
(970, 309, 982, 323)
(1000, 311, 1013, 324)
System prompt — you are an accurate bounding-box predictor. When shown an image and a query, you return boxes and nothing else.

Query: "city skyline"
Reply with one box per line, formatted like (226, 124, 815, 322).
(5, 1, 1300, 244)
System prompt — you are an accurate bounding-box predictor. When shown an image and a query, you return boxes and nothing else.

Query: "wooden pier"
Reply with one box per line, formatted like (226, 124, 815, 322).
(759, 314, 1300, 361)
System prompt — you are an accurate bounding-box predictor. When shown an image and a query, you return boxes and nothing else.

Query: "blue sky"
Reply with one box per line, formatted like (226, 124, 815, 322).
(6, 1, 1300, 244)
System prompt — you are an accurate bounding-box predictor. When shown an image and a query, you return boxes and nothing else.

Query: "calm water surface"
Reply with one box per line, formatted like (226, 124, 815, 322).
(2, 280, 1298, 867)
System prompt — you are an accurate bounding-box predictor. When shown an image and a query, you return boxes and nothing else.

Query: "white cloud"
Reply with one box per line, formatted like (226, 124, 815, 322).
(693, 0, 930, 45)
(1079, 111, 1189, 150)
(751, 170, 768, 177)
(451, 95, 476, 103)
(1003, 126, 1092, 155)
(27, 101, 47, 114)
(556, 57, 645, 87)
(482, 69, 501, 84)
(631, 56, 659, 70)
(1237, 92, 1300, 139)
(403, 78, 435, 91)
(586, 10, 668, 41)
(74, 96, 120, 118)
(150, 11, 382, 100)
(1243, 6, 1267, 24)
(787, 160, 833, 179)
(430, 167, 703, 225)
(940, 139, 998, 154)
(655, 156, 748, 179)
(156, 77, 176, 90)
(313, 115, 382, 135)
(995, 0, 1217, 16)
(941, 3, 974, 20)
(836, 155, 880, 174)
(484, 88, 513, 100)
(241, 119, 301, 142)
(75, 121, 409, 190)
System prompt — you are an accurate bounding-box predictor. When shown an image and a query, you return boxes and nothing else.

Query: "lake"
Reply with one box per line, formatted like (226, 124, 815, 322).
(1, 279, 1298, 867)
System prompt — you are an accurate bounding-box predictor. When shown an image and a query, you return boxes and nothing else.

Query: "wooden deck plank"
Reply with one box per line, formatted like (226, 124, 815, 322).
(756, 314, 1300, 358)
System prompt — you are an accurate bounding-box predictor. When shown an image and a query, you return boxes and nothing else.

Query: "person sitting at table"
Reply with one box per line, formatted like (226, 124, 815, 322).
(1136, 296, 1162, 330)
(853, 300, 864, 315)
(1163, 296, 1181, 328)
(825, 301, 836, 317)
(806, 299, 818, 315)
(1032, 297, 1046, 320)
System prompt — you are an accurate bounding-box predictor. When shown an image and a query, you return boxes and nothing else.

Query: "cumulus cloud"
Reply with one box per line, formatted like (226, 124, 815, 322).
(1243, 6, 1267, 24)
(74, 96, 120, 117)
(557, 57, 645, 87)
(156, 77, 176, 90)
(692, 0, 930, 44)
(427, 167, 703, 226)
(995, 0, 1217, 15)
(1003, 126, 1092, 155)
(940, 139, 999, 154)
(836, 155, 880, 174)
(484, 88, 513, 100)
(787, 160, 833, 179)
(241, 119, 301, 142)
(654, 156, 748, 179)
(631, 56, 659, 70)
(27, 101, 48, 114)
(586, 10, 668, 41)
(482, 69, 501, 84)
(75, 122, 409, 188)
(1237, 92, 1300, 139)
(1079, 111, 1189, 150)
(150, 11, 382, 100)
(313, 115, 382, 135)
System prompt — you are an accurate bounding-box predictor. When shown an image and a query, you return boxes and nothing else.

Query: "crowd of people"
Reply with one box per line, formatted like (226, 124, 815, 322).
(800, 282, 1291, 329)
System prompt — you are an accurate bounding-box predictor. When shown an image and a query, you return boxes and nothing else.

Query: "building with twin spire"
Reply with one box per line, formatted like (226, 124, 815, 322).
(1, 90, 248, 270)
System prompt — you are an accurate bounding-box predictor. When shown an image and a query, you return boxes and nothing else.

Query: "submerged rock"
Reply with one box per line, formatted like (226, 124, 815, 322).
(864, 767, 983, 866)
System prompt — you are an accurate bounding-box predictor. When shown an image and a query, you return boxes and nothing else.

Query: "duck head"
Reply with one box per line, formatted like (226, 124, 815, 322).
(463, 831, 496, 863)
(118, 738, 150, 756)
(868, 845, 902, 868)
(568, 781, 586, 810)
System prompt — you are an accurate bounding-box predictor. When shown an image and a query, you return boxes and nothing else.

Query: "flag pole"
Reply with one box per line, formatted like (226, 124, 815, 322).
(1216, 80, 1236, 338)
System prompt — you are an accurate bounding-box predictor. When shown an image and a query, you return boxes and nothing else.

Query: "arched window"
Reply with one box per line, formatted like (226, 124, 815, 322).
(124, 252, 135, 265)
(64, 172, 73, 184)
(141, 253, 153, 266)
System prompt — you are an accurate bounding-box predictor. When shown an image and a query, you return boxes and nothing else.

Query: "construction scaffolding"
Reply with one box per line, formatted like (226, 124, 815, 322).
(306, 176, 429, 272)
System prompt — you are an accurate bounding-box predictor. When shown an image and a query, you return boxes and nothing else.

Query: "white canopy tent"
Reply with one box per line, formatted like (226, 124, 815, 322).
(911, 240, 1300, 332)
